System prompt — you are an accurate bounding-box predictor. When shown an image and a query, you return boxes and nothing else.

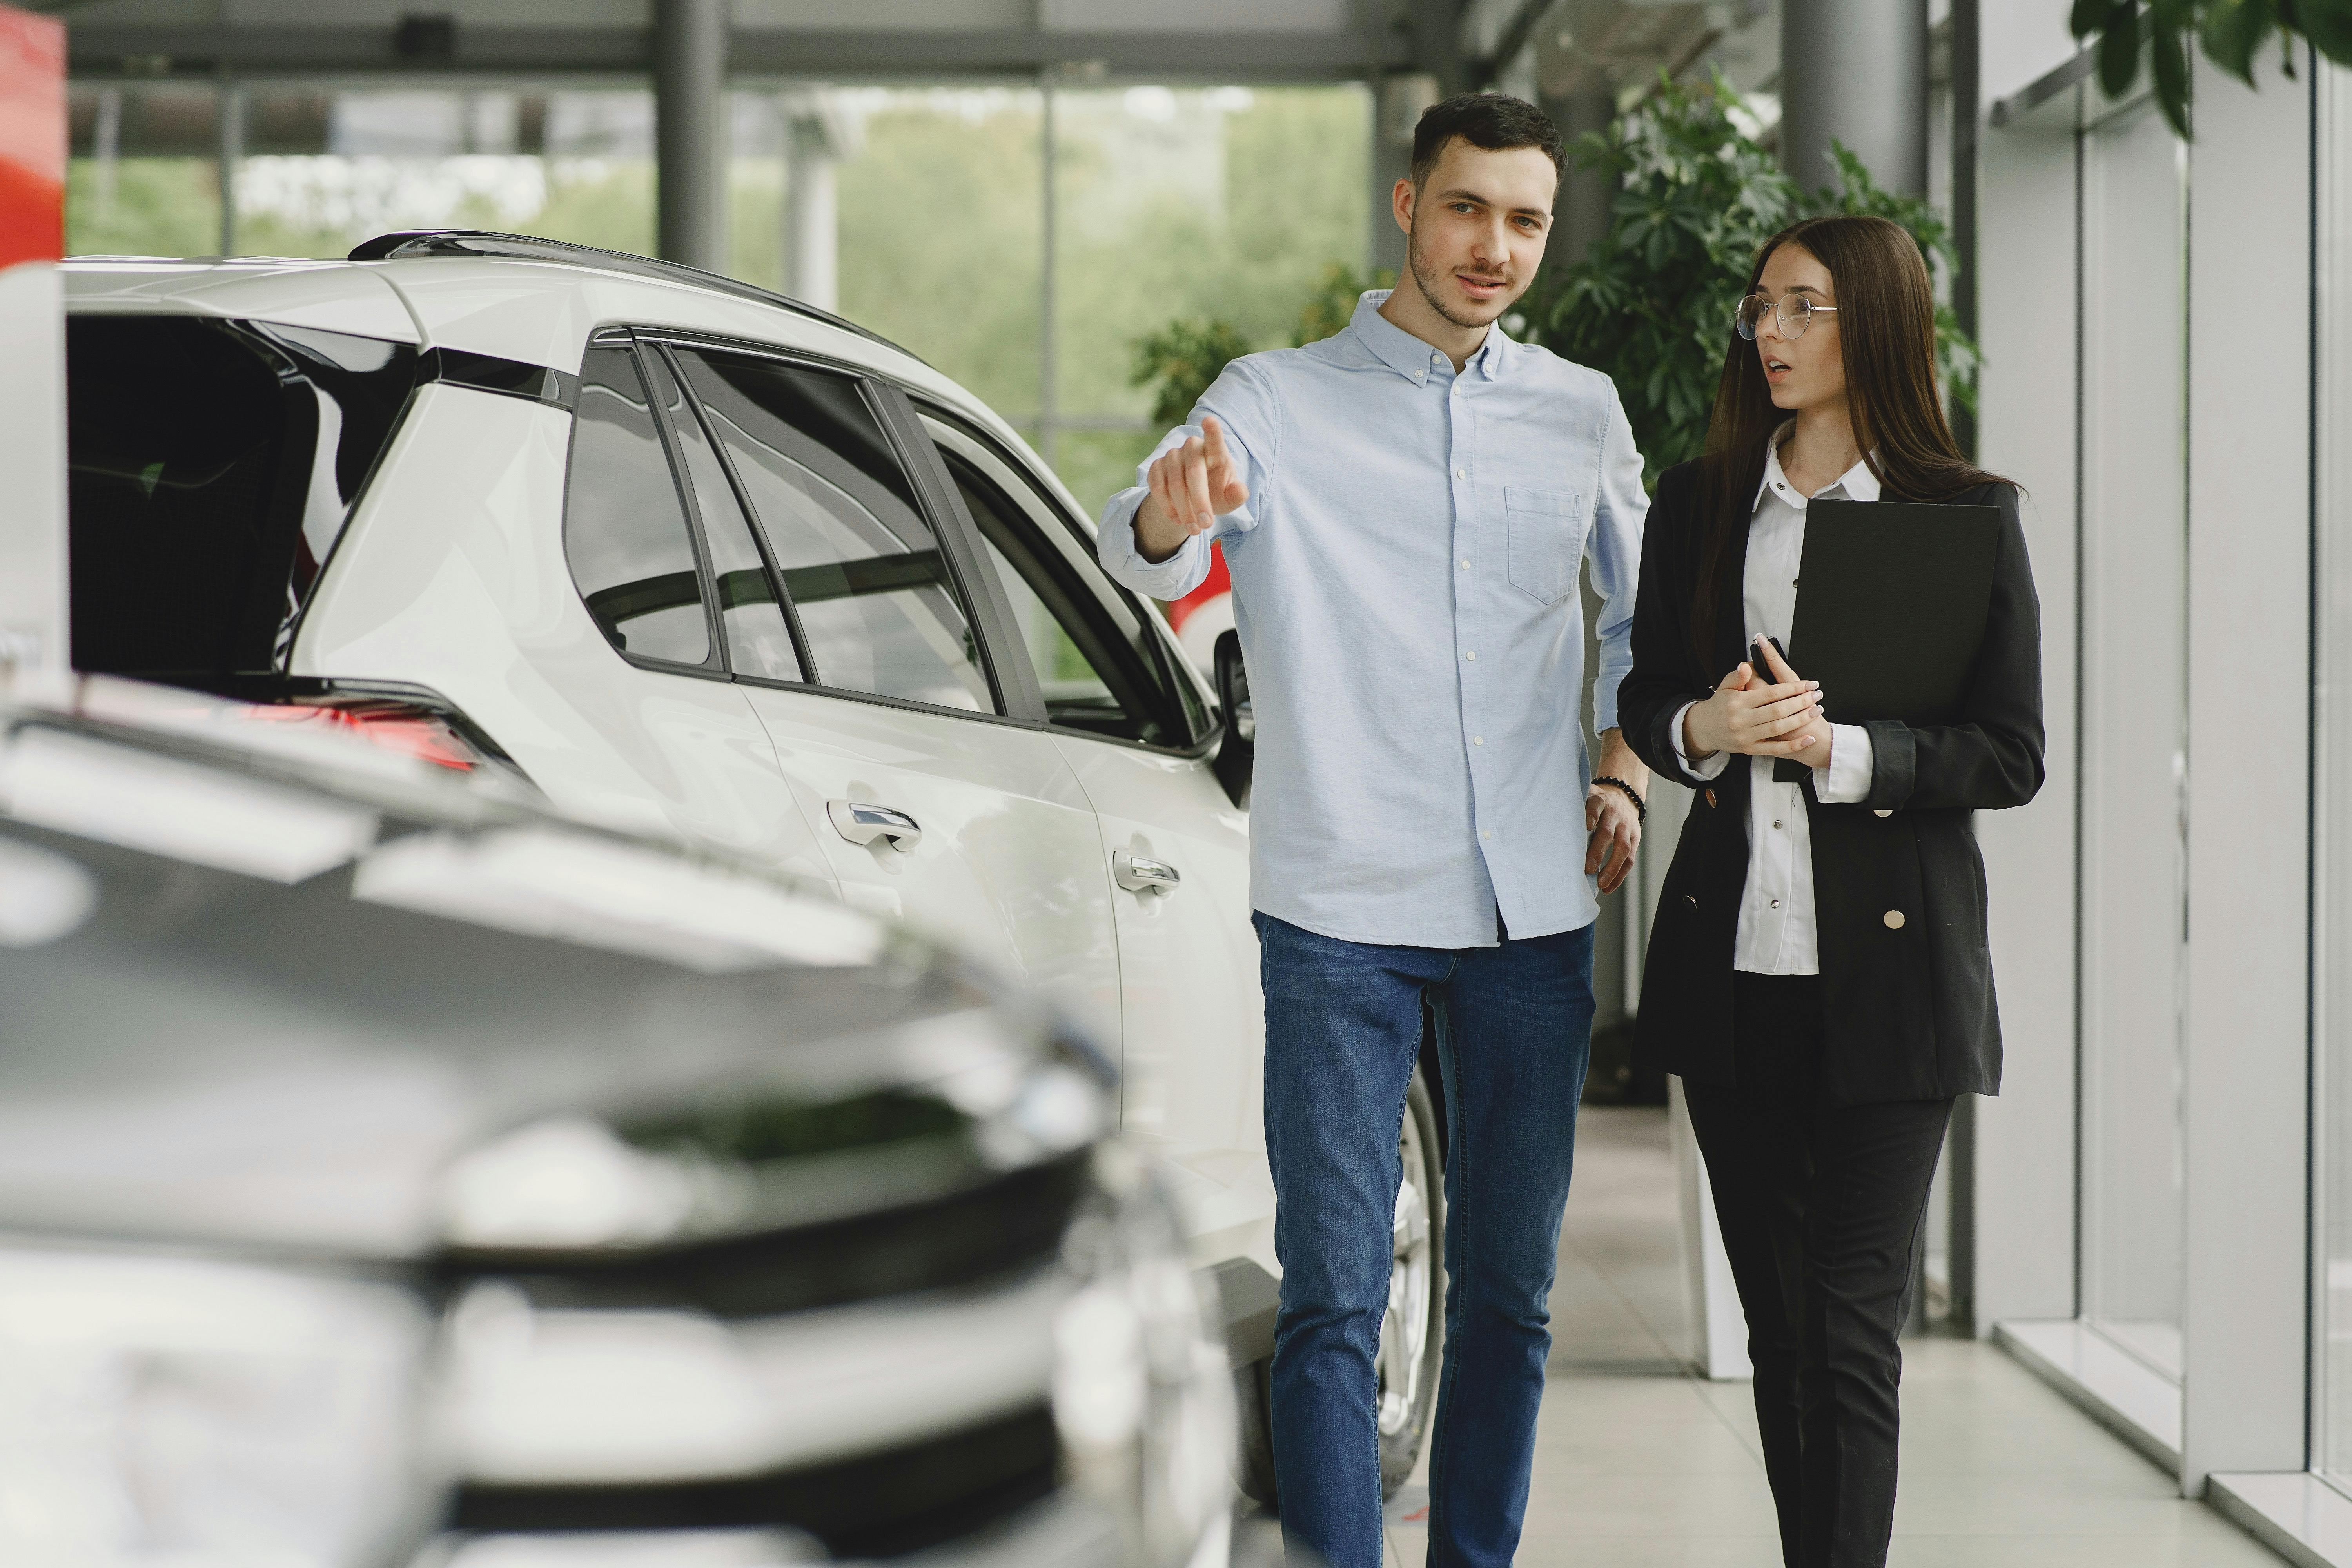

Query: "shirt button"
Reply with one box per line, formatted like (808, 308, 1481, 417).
(1474, 736, 1484, 746)
(1874, 809, 1893, 818)
(1481, 829, 1492, 839)
(1884, 909, 1907, 929)
(1465, 651, 1476, 661)
(1770, 898, 1781, 909)
(1454, 467, 1466, 480)
(1773, 820, 1783, 829)
(1460, 558, 1470, 569)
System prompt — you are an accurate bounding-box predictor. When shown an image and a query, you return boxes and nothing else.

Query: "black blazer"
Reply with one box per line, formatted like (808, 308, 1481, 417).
(1620, 461, 2045, 1106)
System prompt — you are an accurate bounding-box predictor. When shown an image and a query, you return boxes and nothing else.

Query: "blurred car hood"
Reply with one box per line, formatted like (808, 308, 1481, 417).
(0, 683, 1110, 1264)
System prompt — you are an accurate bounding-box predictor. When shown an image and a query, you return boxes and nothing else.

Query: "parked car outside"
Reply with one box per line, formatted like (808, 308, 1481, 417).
(58, 235, 1450, 1500)
(0, 673, 1248, 1568)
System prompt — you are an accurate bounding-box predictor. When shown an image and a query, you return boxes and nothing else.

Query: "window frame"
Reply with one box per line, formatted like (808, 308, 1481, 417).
(561, 328, 730, 684)
(913, 402, 1222, 760)
(586, 321, 1221, 761)
(630, 325, 1032, 726)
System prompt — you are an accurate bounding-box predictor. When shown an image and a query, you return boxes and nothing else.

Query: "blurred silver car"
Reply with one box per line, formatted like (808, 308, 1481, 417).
(0, 677, 1235, 1568)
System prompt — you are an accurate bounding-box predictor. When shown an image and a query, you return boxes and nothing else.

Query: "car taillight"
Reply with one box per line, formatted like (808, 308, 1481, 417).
(240, 698, 497, 773)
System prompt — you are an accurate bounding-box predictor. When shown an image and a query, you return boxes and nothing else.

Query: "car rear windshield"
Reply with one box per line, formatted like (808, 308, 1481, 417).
(66, 316, 418, 683)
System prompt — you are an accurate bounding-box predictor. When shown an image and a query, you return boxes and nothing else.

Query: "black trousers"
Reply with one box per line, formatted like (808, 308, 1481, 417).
(1682, 973, 1953, 1568)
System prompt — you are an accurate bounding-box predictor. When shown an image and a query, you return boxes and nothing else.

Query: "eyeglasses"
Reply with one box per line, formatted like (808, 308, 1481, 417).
(1735, 292, 1839, 341)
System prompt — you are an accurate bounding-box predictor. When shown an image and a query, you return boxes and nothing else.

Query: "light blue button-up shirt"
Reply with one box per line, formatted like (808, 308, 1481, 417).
(1098, 291, 1647, 948)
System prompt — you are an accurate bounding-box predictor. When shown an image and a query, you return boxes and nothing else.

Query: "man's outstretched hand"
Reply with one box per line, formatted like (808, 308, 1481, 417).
(1135, 415, 1250, 564)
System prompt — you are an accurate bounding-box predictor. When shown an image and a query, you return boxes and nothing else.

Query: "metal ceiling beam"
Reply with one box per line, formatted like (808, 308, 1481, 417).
(65, 24, 1410, 82)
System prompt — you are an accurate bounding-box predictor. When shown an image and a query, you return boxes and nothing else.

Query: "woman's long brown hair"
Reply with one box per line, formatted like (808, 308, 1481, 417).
(1689, 213, 2009, 675)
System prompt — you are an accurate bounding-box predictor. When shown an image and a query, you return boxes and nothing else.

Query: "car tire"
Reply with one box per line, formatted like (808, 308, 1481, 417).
(1231, 1064, 1448, 1510)
(1380, 1065, 1446, 1497)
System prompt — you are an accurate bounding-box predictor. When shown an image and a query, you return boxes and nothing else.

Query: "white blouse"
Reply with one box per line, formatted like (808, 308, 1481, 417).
(1669, 435, 1877, 976)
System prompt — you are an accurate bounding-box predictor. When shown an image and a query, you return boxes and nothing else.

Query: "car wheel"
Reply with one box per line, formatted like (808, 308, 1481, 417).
(1231, 1064, 1448, 1510)
(1380, 1065, 1446, 1497)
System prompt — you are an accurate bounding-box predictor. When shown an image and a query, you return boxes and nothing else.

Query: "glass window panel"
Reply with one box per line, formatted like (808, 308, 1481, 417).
(935, 434, 1194, 747)
(674, 349, 993, 714)
(64, 315, 416, 679)
(640, 347, 803, 683)
(564, 345, 711, 667)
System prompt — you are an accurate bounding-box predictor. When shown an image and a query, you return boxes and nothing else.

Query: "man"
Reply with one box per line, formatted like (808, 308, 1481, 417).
(1098, 93, 1650, 1568)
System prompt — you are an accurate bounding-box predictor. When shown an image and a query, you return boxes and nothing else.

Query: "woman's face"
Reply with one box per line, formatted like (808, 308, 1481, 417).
(1754, 243, 1846, 415)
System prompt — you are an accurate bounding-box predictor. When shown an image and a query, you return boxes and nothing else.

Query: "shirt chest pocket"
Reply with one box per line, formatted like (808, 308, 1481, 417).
(1504, 487, 1583, 606)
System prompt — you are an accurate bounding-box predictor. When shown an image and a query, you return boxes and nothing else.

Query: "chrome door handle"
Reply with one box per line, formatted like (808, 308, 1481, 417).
(1113, 850, 1180, 895)
(828, 799, 922, 851)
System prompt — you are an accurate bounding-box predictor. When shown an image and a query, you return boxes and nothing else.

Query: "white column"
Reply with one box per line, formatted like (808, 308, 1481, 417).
(2178, 45, 2313, 1494)
(1968, 89, 2080, 1336)
(784, 115, 837, 312)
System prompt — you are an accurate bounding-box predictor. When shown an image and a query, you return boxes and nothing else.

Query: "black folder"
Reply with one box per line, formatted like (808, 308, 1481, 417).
(1769, 499, 2002, 782)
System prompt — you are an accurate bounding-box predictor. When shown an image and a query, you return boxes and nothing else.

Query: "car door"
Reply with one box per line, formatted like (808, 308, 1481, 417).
(641, 336, 1122, 1051)
(919, 410, 1272, 1271)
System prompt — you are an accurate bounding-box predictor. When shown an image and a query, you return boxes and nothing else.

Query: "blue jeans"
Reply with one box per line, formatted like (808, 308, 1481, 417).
(1256, 912, 1595, 1568)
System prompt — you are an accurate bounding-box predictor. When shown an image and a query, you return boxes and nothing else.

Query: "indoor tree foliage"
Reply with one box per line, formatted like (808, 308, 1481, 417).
(1519, 71, 1978, 485)
(2070, 0, 2351, 139)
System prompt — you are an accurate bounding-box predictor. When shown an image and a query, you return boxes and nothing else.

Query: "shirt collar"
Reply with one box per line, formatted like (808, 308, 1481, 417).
(1755, 420, 1883, 510)
(1348, 289, 1510, 385)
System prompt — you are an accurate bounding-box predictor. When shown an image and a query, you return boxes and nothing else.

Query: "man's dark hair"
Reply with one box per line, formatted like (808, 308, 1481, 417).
(1408, 92, 1566, 196)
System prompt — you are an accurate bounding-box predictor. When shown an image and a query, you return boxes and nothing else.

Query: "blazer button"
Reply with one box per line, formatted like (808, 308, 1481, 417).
(1704, 789, 1718, 809)
(1684, 895, 1698, 909)
(1873, 809, 1893, 818)
(1883, 909, 1907, 930)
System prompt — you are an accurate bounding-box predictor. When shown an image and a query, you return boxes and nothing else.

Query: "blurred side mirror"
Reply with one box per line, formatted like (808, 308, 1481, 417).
(1212, 629, 1253, 808)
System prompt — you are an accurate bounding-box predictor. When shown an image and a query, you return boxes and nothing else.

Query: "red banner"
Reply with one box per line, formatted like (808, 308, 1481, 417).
(0, 5, 63, 269)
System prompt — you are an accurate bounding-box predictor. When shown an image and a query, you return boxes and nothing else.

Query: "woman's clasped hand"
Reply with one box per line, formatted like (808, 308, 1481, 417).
(1681, 636, 1828, 762)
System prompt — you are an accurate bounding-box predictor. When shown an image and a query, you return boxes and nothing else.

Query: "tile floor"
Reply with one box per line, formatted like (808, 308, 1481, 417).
(1273, 1105, 2288, 1567)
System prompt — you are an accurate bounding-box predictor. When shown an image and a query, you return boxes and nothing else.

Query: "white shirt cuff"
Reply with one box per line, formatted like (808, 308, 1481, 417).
(1670, 700, 1733, 781)
(1813, 723, 1874, 803)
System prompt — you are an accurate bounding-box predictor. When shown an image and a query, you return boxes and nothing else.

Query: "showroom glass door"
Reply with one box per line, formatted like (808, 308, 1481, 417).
(2076, 96, 2190, 1383)
(2314, 60, 2352, 1495)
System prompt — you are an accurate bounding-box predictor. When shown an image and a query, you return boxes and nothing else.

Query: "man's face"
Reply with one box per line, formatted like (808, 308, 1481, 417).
(1397, 138, 1557, 330)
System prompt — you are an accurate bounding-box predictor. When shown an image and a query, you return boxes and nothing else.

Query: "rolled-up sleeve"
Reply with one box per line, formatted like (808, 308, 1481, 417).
(1586, 394, 1647, 732)
(1097, 359, 1276, 601)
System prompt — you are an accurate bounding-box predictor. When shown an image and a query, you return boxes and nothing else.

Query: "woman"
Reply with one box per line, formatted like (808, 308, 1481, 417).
(1618, 213, 2044, 1566)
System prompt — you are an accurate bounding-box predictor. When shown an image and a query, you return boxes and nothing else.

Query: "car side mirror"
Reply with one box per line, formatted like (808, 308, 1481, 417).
(1212, 629, 1253, 808)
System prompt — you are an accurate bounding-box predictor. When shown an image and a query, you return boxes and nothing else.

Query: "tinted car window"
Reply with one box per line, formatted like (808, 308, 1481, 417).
(931, 426, 1207, 747)
(673, 348, 993, 714)
(66, 316, 417, 680)
(640, 347, 803, 683)
(564, 344, 712, 667)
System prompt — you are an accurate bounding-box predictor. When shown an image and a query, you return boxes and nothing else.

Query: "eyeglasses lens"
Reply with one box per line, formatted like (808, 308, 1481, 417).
(1737, 294, 1815, 341)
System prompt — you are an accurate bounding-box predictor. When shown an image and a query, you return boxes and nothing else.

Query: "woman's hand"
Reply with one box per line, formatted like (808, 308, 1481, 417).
(1682, 639, 1825, 760)
(1753, 638, 1833, 769)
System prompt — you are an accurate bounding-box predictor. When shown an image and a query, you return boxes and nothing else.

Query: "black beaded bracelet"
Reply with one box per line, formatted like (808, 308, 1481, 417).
(1593, 775, 1647, 824)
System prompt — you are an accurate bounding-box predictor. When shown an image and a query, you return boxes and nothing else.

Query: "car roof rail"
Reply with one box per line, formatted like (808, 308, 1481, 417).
(347, 229, 922, 362)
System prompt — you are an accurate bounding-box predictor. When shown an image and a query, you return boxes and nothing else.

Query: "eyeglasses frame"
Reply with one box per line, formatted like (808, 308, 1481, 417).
(1734, 291, 1840, 341)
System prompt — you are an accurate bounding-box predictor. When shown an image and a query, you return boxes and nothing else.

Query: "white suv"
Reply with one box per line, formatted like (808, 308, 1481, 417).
(60, 232, 1445, 1500)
